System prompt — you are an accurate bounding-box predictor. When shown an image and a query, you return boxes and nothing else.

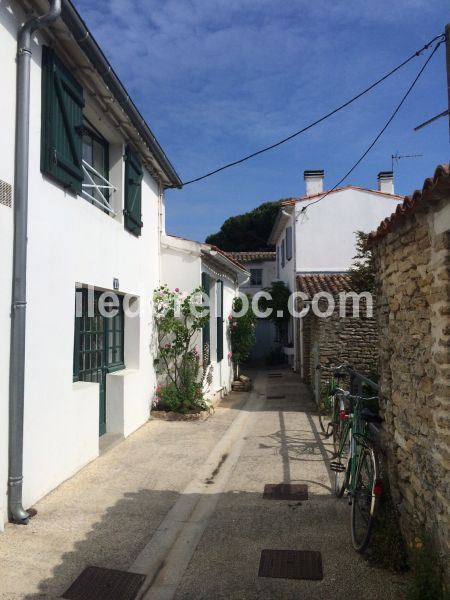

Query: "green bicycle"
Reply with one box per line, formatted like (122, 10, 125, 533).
(318, 366, 348, 452)
(331, 393, 383, 552)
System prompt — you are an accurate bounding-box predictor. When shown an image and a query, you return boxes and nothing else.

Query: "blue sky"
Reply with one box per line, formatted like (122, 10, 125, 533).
(73, 0, 449, 242)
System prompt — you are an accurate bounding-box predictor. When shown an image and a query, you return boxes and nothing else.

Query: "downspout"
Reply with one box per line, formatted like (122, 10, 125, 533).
(8, 0, 61, 525)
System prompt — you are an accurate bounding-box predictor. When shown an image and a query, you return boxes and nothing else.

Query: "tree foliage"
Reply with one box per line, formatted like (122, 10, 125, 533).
(260, 281, 291, 344)
(205, 200, 283, 251)
(228, 295, 256, 376)
(349, 231, 375, 292)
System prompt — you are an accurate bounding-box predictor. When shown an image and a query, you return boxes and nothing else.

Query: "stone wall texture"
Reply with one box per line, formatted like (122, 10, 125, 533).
(373, 194, 450, 569)
(302, 298, 378, 392)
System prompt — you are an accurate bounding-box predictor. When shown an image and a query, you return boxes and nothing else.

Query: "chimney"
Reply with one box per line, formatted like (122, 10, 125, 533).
(304, 170, 324, 196)
(377, 171, 394, 194)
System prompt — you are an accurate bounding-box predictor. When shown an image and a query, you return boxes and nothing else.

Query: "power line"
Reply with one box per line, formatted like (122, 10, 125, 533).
(299, 37, 445, 215)
(172, 33, 444, 188)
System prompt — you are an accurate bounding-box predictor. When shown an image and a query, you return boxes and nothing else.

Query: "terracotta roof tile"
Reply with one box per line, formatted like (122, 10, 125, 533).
(368, 164, 450, 245)
(225, 251, 276, 263)
(281, 185, 404, 206)
(297, 273, 354, 297)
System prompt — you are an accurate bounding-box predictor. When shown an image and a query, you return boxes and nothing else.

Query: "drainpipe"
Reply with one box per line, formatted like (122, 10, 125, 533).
(8, 0, 61, 525)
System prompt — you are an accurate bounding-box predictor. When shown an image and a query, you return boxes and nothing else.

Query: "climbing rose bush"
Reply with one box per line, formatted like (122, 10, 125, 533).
(153, 285, 212, 413)
(229, 295, 256, 379)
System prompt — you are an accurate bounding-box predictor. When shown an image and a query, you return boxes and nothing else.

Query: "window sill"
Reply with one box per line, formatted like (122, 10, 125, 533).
(108, 368, 138, 378)
(72, 381, 98, 390)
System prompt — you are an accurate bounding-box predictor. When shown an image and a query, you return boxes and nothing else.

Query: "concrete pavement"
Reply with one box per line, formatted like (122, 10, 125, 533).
(0, 368, 409, 599)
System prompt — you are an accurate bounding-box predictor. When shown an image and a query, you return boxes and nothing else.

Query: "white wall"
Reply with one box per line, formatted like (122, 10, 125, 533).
(239, 260, 277, 295)
(295, 188, 402, 272)
(1, 5, 161, 520)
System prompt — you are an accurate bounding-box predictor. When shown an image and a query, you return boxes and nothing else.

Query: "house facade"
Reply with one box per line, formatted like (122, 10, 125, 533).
(0, 0, 181, 526)
(225, 252, 278, 360)
(161, 236, 249, 399)
(268, 170, 403, 372)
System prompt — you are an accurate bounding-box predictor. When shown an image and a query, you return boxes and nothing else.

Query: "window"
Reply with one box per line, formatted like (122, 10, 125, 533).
(286, 226, 293, 261)
(73, 289, 125, 383)
(81, 122, 116, 213)
(41, 46, 84, 193)
(250, 268, 263, 286)
(201, 272, 211, 365)
(124, 147, 143, 236)
(276, 246, 280, 278)
(281, 239, 286, 268)
(216, 280, 224, 362)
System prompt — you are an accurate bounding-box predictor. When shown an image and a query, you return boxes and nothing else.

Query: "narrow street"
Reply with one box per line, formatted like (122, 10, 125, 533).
(0, 369, 408, 600)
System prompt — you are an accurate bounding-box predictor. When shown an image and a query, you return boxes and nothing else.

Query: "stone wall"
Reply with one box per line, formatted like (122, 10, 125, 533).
(302, 298, 378, 391)
(373, 194, 450, 569)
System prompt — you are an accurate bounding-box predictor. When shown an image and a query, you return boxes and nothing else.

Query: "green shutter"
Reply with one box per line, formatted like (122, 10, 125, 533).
(202, 272, 211, 365)
(41, 46, 84, 193)
(124, 147, 143, 236)
(217, 280, 224, 362)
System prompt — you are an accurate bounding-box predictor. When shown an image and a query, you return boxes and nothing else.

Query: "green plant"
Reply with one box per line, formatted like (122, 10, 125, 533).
(349, 231, 375, 292)
(260, 281, 290, 345)
(153, 285, 212, 413)
(229, 295, 256, 379)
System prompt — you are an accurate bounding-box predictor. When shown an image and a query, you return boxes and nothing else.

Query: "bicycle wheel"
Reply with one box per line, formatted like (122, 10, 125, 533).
(351, 442, 381, 552)
(334, 432, 350, 498)
(332, 399, 344, 454)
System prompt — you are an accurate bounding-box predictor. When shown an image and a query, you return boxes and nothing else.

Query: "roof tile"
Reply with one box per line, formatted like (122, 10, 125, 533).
(297, 273, 354, 297)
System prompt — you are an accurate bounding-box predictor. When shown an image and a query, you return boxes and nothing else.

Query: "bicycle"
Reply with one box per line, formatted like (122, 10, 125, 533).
(331, 393, 383, 552)
(317, 365, 348, 448)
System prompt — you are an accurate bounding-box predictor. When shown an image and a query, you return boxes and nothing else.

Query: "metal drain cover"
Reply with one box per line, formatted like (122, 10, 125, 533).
(267, 395, 286, 399)
(268, 373, 282, 378)
(263, 483, 308, 500)
(258, 549, 323, 580)
(62, 566, 146, 600)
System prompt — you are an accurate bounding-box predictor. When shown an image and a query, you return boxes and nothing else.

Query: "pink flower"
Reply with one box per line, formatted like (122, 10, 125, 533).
(227, 352, 232, 359)
(175, 287, 180, 293)
(156, 384, 161, 393)
(228, 315, 233, 321)
(165, 343, 171, 348)
(232, 321, 238, 327)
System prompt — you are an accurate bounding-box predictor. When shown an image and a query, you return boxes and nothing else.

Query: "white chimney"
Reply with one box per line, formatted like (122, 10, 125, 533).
(377, 171, 394, 194)
(304, 170, 324, 196)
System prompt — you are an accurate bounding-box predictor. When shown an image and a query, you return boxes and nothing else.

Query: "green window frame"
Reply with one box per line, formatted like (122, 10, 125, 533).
(124, 147, 143, 236)
(73, 289, 125, 382)
(82, 121, 110, 211)
(216, 280, 224, 362)
(250, 268, 262, 286)
(286, 226, 293, 261)
(202, 272, 211, 365)
(41, 46, 84, 194)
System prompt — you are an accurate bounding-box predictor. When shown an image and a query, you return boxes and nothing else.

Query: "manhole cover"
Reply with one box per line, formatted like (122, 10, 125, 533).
(263, 483, 308, 500)
(268, 373, 282, 378)
(267, 395, 286, 399)
(258, 549, 323, 580)
(62, 566, 146, 600)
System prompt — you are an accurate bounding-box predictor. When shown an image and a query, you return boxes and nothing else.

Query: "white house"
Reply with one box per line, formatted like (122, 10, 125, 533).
(268, 169, 404, 371)
(161, 235, 250, 399)
(0, 0, 181, 527)
(225, 251, 278, 361)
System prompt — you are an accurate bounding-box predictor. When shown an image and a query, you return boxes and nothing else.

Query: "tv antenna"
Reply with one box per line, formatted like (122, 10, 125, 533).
(391, 152, 423, 172)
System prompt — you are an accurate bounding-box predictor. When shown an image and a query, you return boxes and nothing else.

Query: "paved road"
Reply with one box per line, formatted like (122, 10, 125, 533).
(0, 369, 408, 599)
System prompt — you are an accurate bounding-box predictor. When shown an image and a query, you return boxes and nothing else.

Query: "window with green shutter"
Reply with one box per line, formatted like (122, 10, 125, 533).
(124, 147, 143, 236)
(41, 46, 84, 194)
(216, 280, 224, 362)
(201, 272, 211, 365)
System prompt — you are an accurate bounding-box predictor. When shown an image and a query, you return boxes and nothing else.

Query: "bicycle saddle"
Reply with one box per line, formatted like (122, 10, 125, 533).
(361, 408, 382, 424)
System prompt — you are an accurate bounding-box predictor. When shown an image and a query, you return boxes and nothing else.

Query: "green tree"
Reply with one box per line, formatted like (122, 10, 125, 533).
(349, 231, 375, 292)
(206, 200, 283, 251)
(261, 281, 291, 345)
(229, 295, 256, 379)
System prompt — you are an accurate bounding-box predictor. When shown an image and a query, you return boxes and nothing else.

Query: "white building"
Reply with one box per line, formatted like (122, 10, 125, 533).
(0, 0, 181, 526)
(268, 169, 404, 371)
(226, 251, 278, 361)
(161, 236, 250, 398)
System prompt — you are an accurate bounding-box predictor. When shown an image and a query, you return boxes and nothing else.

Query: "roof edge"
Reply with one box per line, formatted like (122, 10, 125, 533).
(61, 0, 182, 188)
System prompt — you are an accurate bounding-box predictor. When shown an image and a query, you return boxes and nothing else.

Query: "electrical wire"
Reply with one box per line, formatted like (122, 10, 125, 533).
(172, 33, 444, 188)
(299, 35, 445, 215)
